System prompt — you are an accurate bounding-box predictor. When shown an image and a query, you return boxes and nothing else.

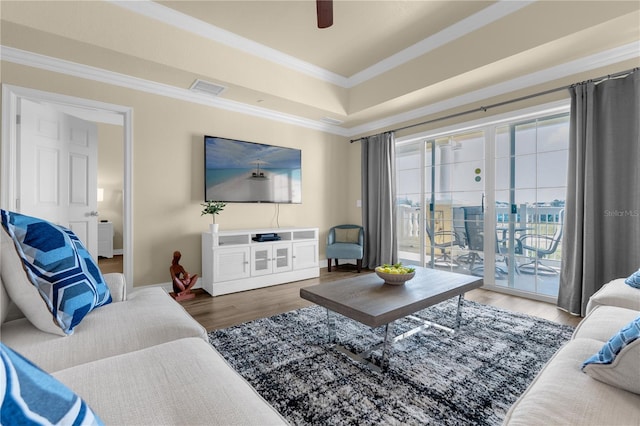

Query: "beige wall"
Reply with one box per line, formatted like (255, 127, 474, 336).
(1, 61, 357, 287)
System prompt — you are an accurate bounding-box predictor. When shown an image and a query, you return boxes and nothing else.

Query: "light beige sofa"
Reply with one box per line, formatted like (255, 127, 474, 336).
(1, 228, 286, 425)
(504, 278, 640, 425)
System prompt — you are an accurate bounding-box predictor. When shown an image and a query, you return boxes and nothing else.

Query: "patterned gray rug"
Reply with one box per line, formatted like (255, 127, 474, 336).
(208, 298, 574, 425)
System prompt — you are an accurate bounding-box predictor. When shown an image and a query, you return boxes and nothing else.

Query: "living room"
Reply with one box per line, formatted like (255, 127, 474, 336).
(1, 0, 638, 293)
(1, 1, 639, 424)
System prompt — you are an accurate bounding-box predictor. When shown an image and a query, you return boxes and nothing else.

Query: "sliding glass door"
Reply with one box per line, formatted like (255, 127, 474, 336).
(397, 108, 569, 301)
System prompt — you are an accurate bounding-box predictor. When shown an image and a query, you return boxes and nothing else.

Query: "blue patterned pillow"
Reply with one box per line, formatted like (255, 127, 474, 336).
(582, 316, 640, 368)
(0, 343, 104, 425)
(625, 268, 640, 289)
(1, 210, 111, 335)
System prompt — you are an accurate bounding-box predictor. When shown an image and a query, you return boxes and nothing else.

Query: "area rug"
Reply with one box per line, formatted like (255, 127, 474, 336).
(208, 299, 574, 425)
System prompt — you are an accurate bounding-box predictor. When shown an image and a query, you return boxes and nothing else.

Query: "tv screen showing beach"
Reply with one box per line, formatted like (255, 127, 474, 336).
(205, 136, 302, 203)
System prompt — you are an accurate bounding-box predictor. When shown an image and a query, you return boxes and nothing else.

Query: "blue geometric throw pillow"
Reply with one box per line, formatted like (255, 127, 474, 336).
(0, 343, 104, 425)
(0, 210, 111, 335)
(582, 316, 640, 368)
(625, 268, 640, 289)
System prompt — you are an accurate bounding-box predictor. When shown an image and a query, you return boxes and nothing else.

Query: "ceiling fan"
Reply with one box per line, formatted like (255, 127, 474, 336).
(316, 0, 333, 28)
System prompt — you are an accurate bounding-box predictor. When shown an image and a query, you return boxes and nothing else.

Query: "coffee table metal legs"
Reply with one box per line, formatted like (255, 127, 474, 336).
(325, 294, 466, 372)
(328, 317, 391, 373)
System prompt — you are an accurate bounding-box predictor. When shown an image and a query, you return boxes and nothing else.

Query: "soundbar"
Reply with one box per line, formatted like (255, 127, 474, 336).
(252, 233, 281, 242)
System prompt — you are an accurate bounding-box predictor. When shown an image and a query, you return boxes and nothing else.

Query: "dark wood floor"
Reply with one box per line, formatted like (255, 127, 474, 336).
(98, 257, 581, 330)
(178, 266, 582, 330)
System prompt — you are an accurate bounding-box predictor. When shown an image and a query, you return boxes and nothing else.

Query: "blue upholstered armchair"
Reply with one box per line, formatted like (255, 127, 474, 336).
(326, 224, 365, 272)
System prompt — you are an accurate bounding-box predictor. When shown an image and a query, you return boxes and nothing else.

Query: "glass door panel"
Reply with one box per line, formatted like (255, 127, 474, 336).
(494, 114, 569, 298)
(397, 142, 424, 266)
(419, 132, 486, 274)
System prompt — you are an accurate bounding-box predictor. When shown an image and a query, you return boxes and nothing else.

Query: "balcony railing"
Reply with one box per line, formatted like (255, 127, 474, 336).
(397, 204, 564, 261)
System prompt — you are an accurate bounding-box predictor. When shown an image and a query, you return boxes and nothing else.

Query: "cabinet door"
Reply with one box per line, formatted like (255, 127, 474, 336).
(271, 242, 292, 274)
(292, 241, 318, 270)
(251, 245, 272, 276)
(213, 247, 251, 282)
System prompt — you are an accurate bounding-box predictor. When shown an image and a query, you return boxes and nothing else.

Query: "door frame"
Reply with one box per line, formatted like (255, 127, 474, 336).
(1, 84, 134, 292)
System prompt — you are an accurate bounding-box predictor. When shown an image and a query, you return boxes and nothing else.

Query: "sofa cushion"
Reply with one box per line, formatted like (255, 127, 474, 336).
(625, 268, 640, 289)
(0, 342, 103, 426)
(582, 316, 640, 394)
(503, 338, 640, 425)
(586, 278, 640, 314)
(573, 305, 640, 342)
(102, 273, 126, 302)
(1, 287, 208, 373)
(1, 211, 111, 335)
(52, 338, 287, 426)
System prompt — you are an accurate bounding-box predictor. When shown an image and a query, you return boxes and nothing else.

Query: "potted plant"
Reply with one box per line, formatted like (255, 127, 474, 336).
(201, 201, 226, 233)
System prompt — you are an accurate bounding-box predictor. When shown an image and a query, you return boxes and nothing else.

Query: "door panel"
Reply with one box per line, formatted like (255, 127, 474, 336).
(69, 153, 89, 205)
(36, 148, 60, 205)
(18, 98, 99, 258)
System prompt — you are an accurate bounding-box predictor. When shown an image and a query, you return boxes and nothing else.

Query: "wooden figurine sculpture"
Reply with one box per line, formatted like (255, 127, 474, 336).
(170, 251, 197, 301)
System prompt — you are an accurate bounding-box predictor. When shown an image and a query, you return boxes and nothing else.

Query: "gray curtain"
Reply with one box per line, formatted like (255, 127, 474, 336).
(558, 71, 640, 316)
(361, 132, 397, 268)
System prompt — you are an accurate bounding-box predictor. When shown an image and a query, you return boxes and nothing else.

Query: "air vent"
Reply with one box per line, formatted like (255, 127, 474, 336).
(189, 79, 227, 97)
(320, 116, 344, 125)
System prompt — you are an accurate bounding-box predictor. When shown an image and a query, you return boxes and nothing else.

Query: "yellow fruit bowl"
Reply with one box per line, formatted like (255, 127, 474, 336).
(375, 266, 416, 286)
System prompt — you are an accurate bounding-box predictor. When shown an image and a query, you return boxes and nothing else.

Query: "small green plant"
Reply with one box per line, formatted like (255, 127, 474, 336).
(201, 201, 226, 224)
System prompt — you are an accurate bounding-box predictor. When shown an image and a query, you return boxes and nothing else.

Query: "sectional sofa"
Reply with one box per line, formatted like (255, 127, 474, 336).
(504, 277, 640, 425)
(0, 211, 286, 425)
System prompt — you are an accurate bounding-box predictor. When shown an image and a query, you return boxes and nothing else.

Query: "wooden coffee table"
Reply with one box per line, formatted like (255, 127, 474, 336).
(300, 266, 483, 372)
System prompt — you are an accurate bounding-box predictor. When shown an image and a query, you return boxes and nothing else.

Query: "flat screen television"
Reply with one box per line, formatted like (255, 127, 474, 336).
(204, 135, 302, 203)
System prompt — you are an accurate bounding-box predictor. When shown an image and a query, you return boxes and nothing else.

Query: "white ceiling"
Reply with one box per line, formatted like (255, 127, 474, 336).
(1, 0, 639, 136)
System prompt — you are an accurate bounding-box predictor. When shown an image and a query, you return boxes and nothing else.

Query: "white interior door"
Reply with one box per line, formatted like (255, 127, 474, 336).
(18, 98, 99, 258)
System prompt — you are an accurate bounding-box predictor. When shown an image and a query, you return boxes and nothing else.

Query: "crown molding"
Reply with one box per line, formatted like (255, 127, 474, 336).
(1, 42, 637, 139)
(107, 0, 350, 88)
(347, 0, 534, 86)
(347, 41, 640, 137)
(0, 46, 349, 136)
(108, 0, 529, 89)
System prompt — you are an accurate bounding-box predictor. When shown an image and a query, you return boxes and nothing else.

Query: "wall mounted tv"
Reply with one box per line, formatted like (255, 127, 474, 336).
(204, 135, 302, 203)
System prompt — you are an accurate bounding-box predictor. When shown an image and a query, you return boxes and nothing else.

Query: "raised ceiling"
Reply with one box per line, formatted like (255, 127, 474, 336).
(1, 0, 639, 136)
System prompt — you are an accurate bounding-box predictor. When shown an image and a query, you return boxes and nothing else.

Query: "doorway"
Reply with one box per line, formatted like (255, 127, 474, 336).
(1, 84, 134, 291)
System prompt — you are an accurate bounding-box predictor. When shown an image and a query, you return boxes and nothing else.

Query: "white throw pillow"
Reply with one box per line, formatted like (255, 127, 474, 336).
(582, 315, 640, 394)
(1, 227, 65, 336)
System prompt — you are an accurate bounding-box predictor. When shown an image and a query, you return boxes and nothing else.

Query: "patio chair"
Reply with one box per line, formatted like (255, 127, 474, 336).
(459, 206, 508, 279)
(517, 209, 564, 275)
(426, 207, 466, 267)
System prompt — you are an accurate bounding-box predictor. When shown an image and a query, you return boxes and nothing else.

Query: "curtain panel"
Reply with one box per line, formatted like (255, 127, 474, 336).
(558, 71, 640, 316)
(361, 132, 397, 268)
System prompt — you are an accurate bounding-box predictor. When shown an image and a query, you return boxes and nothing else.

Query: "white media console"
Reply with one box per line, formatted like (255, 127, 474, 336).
(201, 227, 319, 296)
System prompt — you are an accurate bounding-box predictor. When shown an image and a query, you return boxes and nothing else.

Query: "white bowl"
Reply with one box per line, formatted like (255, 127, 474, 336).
(375, 268, 416, 286)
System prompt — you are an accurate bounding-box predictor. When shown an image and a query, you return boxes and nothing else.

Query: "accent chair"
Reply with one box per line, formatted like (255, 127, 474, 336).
(326, 224, 364, 272)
